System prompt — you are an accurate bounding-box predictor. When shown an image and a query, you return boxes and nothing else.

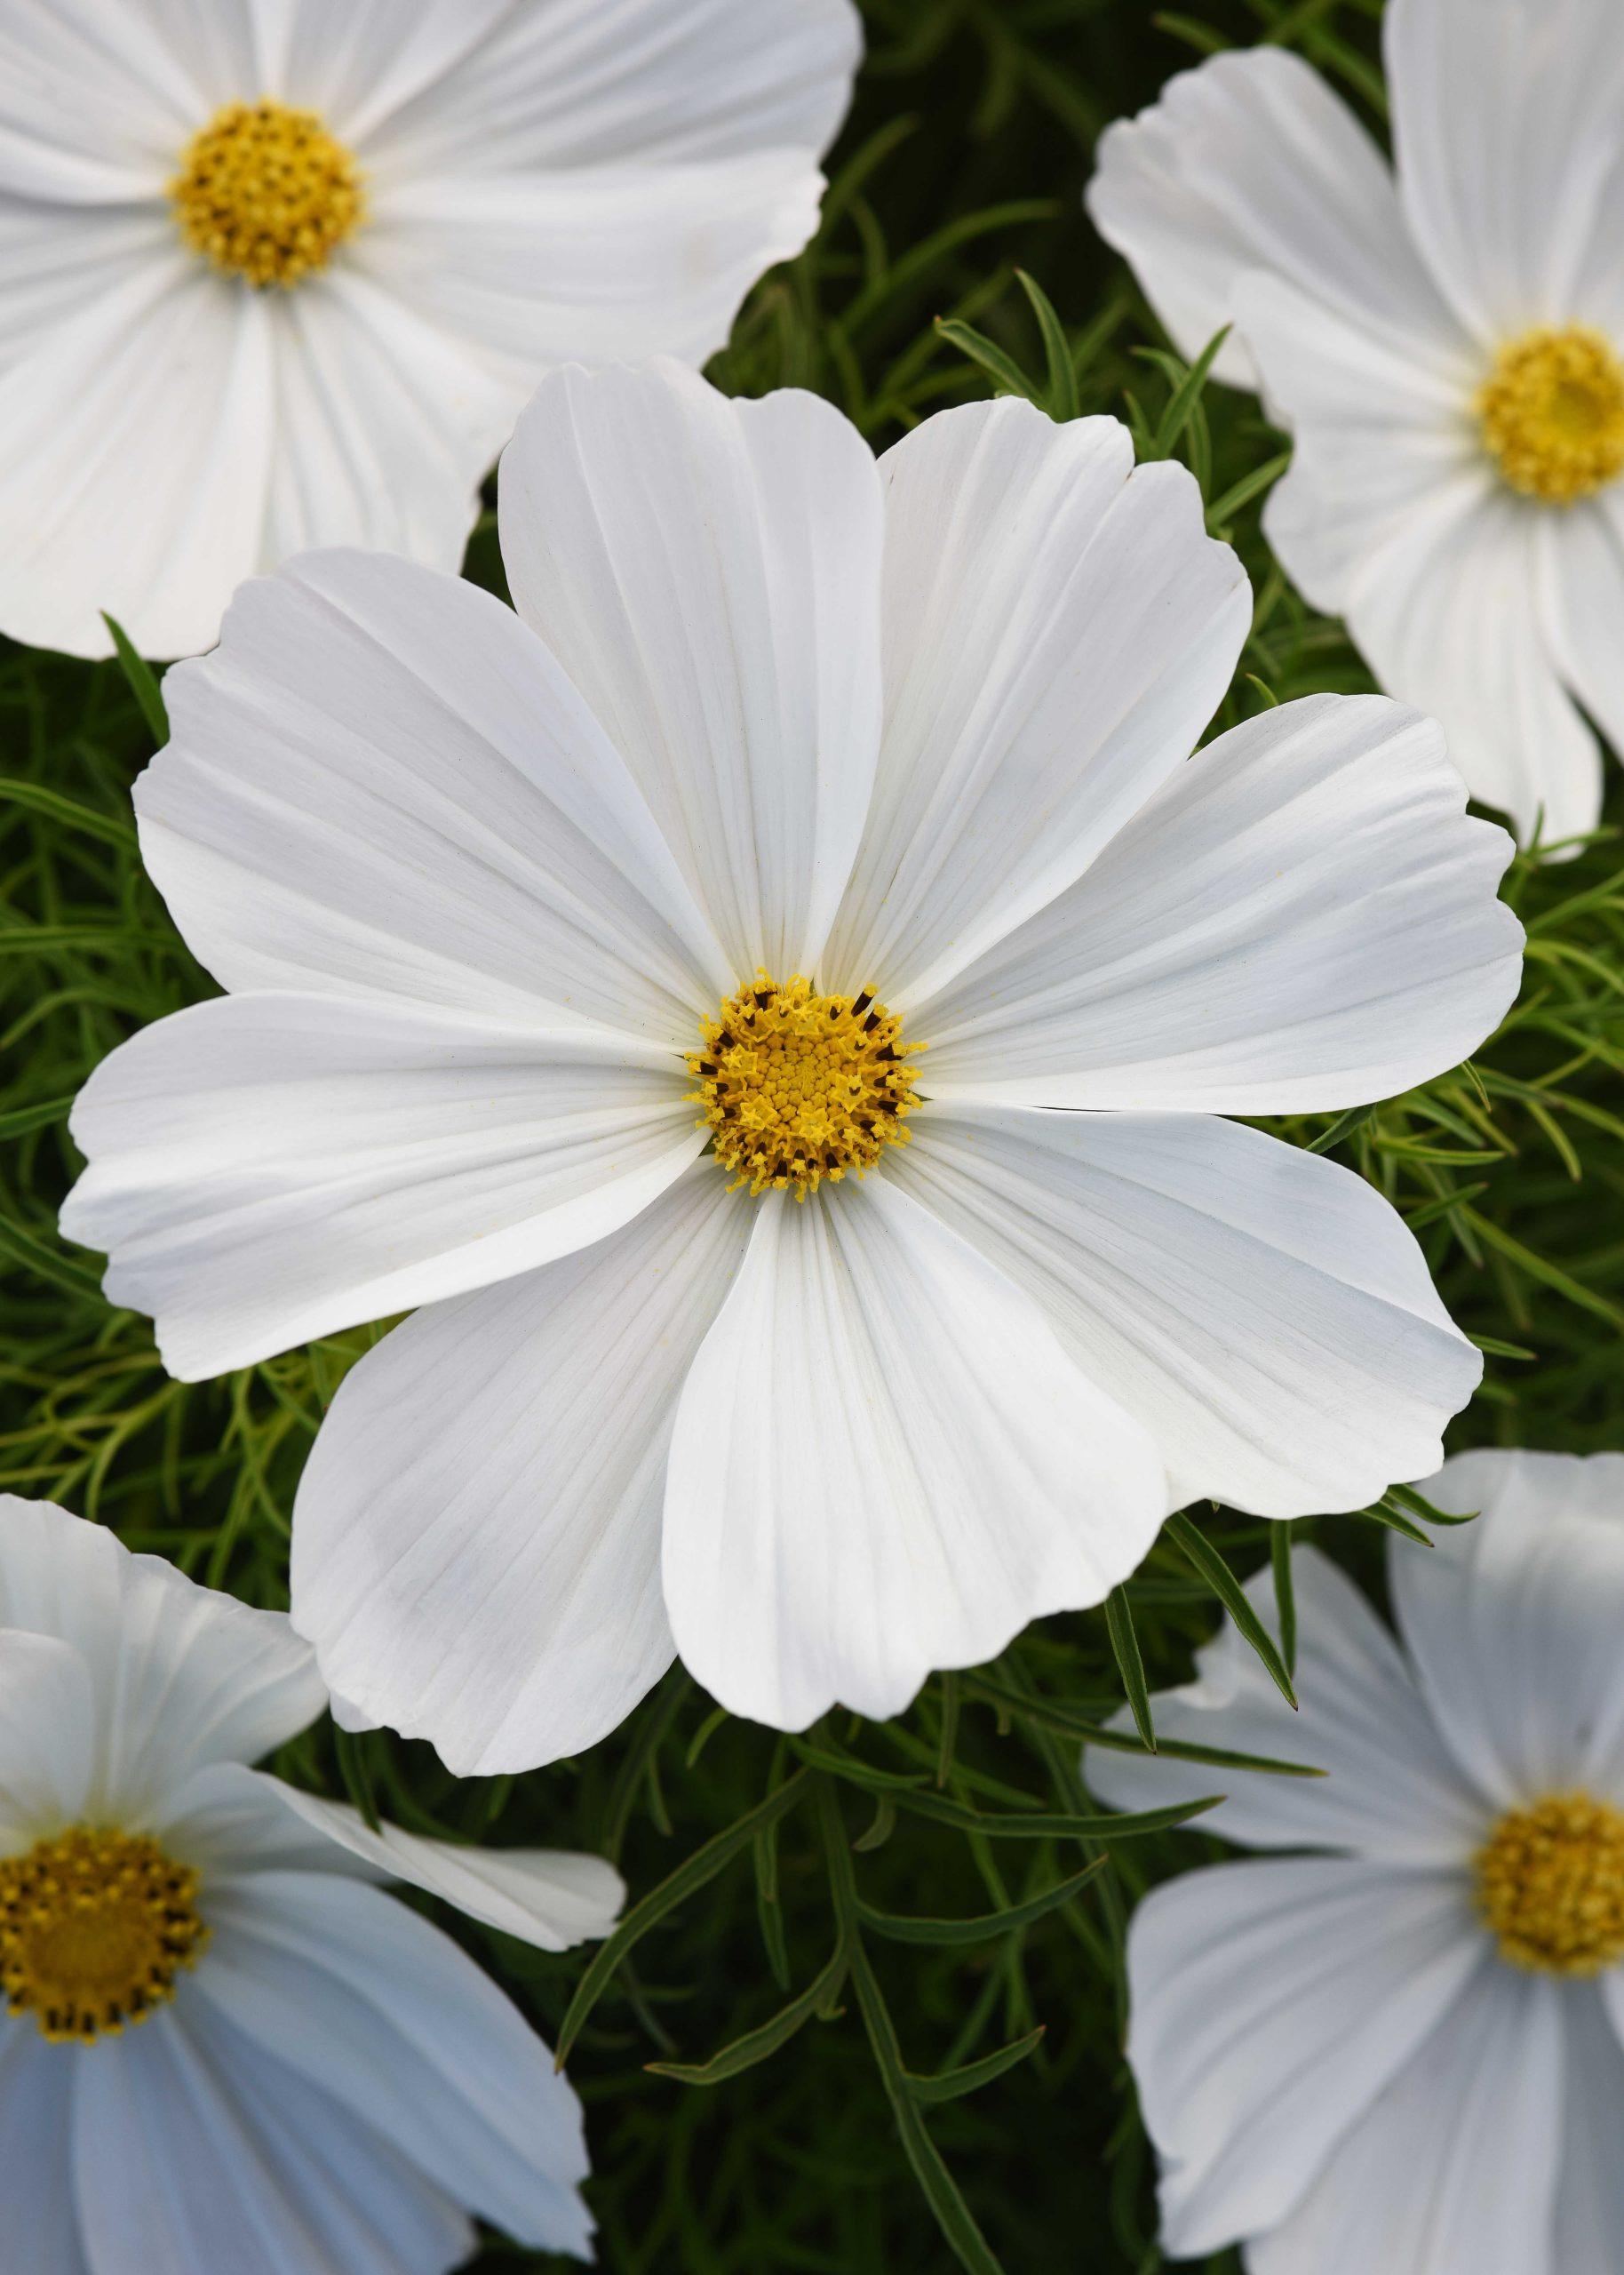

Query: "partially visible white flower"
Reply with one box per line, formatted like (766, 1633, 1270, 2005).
(0, 1494, 622, 2274)
(1087, 0, 1624, 846)
(0, 0, 859, 660)
(1087, 1450, 1624, 2274)
(60, 359, 1521, 1775)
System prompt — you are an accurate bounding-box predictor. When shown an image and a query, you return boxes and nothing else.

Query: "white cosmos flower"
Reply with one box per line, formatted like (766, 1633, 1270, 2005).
(1086, 1450, 1624, 2275)
(1087, 0, 1624, 847)
(0, 0, 858, 662)
(60, 358, 1523, 1772)
(0, 1494, 623, 2274)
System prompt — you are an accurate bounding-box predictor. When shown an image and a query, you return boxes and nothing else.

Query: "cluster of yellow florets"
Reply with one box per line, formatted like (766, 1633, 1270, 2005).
(0, 1824, 209, 2042)
(170, 100, 364, 289)
(1475, 1792, 1624, 1976)
(689, 971, 923, 1199)
(1477, 325, 1624, 504)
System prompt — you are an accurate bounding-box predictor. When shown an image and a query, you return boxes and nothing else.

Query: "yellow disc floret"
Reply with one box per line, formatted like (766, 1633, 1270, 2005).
(1475, 1792, 1624, 1976)
(689, 972, 923, 1199)
(0, 1826, 208, 2043)
(171, 100, 364, 289)
(1477, 325, 1624, 504)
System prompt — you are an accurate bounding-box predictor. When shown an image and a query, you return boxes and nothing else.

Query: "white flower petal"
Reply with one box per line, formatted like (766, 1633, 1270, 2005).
(1555, 1987, 1624, 2275)
(1126, 1856, 1485, 2258)
(292, 1164, 749, 1776)
(63, 991, 701, 1377)
(1083, 1549, 1487, 1864)
(1086, 48, 1457, 389)
(0, 262, 276, 660)
(1387, 0, 1624, 340)
(0, 205, 174, 372)
(360, 152, 830, 375)
(662, 1177, 1166, 1731)
(0, 0, 226, 188)
(196, 1871, 593, 2255)
(918, 693, 1521, 1112)
(362, 0, 859, 173)
(1540, 491, 1624, 778)
(272, 0, 512, 148)
(0, 1497, 324, 1822)
(239, 1771, 624, 1952)
(1245, 1960, 1564, 2275)
(0, 1628, 95, 1836)
(72, 1997, 478, 2275)
(886, 1106, 1480, 1518)
(258, 272, 517, 568)
(143, 546, 730, 1034)
(499, 360, 885, 979)
(1236, 266, 1481, 616)
(1344, 474, 1604, 845)
(1389, 1449, 1624, 1809)
(154, 1761, 384, 1883)
(822, 403, 1250, 1007)
(0, 2023, 91, 2274)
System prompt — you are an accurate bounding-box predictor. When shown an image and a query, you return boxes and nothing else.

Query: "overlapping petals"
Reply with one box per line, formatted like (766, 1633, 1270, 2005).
(0, 0, 861, 657)
(1087, 0, 1624, 840)
(65, 362, 1521, 1764)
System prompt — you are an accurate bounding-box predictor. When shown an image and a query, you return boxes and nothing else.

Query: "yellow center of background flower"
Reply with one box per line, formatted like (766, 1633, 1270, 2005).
(0, 1825, 208, 2042)
(170, 100, 364, 289)
(1477, 326, 1624, 504)
(689, 973, 923, 1199)
(1475, 1792, 1624, 1975)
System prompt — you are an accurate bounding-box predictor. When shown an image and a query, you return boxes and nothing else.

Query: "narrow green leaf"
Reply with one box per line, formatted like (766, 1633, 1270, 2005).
(1015, 268, 1079, 420)
(785, 1736, 931, 1792)
(1149, 325, 1231, 455)
(890, 1786, 1222, 1842)
(100, 611, 170, 744)
(858, 1858, 1106, 1947)
(1104, 1585, 1155, 1751)
(855, 1794, 898, 1853)
(1166, 1511, 1297, 1709)
(962, 1674, 1321, 1776)
(332, 1726, 383, 1832)
(647, 1943, 848, 2087)
(849, 1937, 1009, 2275)
(1356, 1501, 1433, 1547)
(555, 1770, 811, 2065)
(0, 1095, 73, 1141)
(1384, 1482, 1479, 1528)
(934, 317, 1046, 405)
(1306, 1102, 1381, 1154)
(0, 1210, 105, 1301)
(0, 779, 137, 849)
(1270, 1525, 1297, 1679)
(935, 1669, 961, 1788)
(906, 2026, 1046, 2106)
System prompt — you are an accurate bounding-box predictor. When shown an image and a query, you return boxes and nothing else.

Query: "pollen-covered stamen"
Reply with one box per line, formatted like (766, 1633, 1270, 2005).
(170, 100, 365, 289)
(0, 1826, 209, 2043)
(1477, 326, 1624, 504)
(1475, 1792, 1624, 1976)
(689, 971, 923, 1199)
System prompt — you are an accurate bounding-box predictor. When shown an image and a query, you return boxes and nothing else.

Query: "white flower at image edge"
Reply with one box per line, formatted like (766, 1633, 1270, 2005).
(1087, 1451, 1624, 2275)
(0, 1495, 623, 2275)
(60, 358, 1524, 1774)
(0, 0, 858, 659)
(1087, 0, 1624, 846)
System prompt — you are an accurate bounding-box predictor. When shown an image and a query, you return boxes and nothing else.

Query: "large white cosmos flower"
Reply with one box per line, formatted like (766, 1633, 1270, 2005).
(0, 1494, 622, 2274)
(60, 360, 1523, 1774)
(1087, 0, 1624, 846)
(0, 0, 857, 661)
(1087, 1450, 1624, 2274)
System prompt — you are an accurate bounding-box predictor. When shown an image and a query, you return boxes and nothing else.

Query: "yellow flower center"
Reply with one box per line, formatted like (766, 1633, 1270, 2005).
(1475, 1792, 1624, 1976)
(1477, 326, 1624, 504)
(0, 1826, 208, 2043)
(689, 972, 923, 1199)
(170, 100, 365, 289)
